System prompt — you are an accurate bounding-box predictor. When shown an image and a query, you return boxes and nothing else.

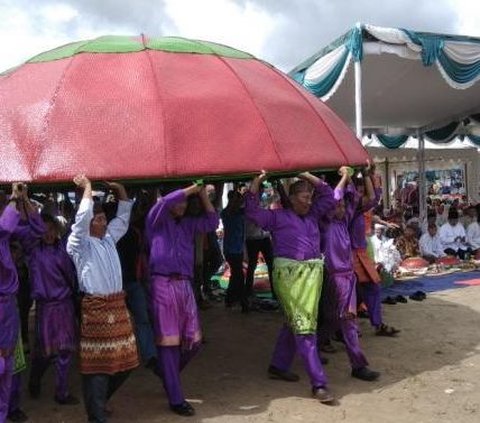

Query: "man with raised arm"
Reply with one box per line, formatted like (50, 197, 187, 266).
(0, 184, 23, 422)
(146, 182, 219, 417)
(67, 175, 138, 423)
(245, 171, 336, 404)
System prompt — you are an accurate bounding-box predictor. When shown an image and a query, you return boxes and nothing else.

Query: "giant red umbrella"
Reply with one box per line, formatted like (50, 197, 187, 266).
(0, 35, 368, 183)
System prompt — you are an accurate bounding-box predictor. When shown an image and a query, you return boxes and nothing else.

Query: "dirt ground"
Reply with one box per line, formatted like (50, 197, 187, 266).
(21, 285, 480, 423)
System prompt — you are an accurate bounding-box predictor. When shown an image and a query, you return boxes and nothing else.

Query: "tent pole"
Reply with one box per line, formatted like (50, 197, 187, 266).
(354, 59, 363, 139)
(385, 158, 390, 209)
(417, 130, 427, 221)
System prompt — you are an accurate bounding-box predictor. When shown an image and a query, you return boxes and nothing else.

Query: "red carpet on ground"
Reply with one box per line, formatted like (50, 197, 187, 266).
(454, 279, 480, 286)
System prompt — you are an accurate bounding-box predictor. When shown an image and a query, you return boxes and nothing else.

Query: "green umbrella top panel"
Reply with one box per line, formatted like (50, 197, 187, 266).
(27, 35, 256, 63)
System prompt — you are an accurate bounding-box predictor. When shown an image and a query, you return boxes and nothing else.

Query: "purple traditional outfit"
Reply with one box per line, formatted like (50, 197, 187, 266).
(321, 185, 368, 370)
(16, 212, 77, 402)
(245, 182, 334, 391)
(146, 189, 219, 407)
(0, 205, 21, 422)
(350, 187, 383, 328)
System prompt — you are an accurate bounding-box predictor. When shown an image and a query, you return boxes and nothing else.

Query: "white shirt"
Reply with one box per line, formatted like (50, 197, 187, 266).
(370, 235, 384, 263)
(438, 222, 467, 252)
(370, 236, 401, 273)
(466, 221, 480, 250)
(419, 233, 445, 258)
(67, 199, 132, 295)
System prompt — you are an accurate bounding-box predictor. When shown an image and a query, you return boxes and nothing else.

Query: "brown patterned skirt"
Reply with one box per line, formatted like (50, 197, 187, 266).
(80, 292, 139, 375)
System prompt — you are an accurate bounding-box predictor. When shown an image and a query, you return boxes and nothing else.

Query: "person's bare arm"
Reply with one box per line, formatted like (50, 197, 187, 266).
(74, 175, 92, 200)
(105, 181, 128, 201)
(250, 171, 268, 194)
(298, 171, 322, 187)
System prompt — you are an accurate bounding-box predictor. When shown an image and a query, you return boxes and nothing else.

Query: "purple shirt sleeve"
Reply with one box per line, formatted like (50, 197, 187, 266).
(344, 183, 357, 224)
(333, 187, 344, 202)
(147, 189, 186, 231)
(188, 211, 220, 234)
(360, 184, 382, 212)
(310, 182, 335, 220)
(14, 212, 46, 255)
(0, 205, 20, 239)
(245, 192, 277, 232)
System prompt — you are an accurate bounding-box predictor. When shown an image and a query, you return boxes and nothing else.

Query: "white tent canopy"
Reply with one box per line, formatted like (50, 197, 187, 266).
(291, 23, 480, 135)
(363, 135, 479, 150)
(291, 24, 480, 216)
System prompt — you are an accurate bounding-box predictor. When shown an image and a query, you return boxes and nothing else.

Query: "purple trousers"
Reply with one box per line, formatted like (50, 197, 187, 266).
(358, 282, 383, 328)
(35, 299, 76, 356)
(8, 373, 21, 415)
(150, 276, 202, 349)
(156, 343, 201, 406)
(0, 296, 19, 422)
(30, 350, 72, 400)
(270, 325, 327, 389)
(320, 272, 368, 369)
(0, 356, 14, 421)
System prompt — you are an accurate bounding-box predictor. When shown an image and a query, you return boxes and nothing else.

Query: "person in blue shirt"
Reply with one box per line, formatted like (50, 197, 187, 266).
(221, 190, 247, 312)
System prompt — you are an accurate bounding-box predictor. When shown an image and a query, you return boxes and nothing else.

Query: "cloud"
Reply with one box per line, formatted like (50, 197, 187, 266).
(161, 0, 277, 58)
(452, 0, 480, 37)
(237, 0, 463, 70)
(0, 0, 477, 73)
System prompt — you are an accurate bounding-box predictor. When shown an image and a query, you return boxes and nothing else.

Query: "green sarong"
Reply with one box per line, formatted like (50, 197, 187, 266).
(13, 334, 26, 374)
(273, 257, 324, 334)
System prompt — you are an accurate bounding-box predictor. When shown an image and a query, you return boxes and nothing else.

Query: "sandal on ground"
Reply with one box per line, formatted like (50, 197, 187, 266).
(395, 295, 408, 303)
(375, 324, 401, 337)
(320, 344, 337, 354)
(268, 365, 300, 382)
(409, 291, 426, 301)
(311, 386, 335, 404)
(170, 401, 195, 417)
(351, 367, 381, 381)
(381, 296, 397, 305)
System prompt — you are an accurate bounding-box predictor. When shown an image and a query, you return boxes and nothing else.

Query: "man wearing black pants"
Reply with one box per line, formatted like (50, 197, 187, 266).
(245, 224, 274, 299)
(82, 371, 130, 420)
(67, 176, 139, 423)
(221, 191, 247, 312)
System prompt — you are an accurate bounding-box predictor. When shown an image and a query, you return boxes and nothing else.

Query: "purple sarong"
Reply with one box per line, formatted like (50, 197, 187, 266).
(35, 299, 76, 357)
(150, 275, 201, 349)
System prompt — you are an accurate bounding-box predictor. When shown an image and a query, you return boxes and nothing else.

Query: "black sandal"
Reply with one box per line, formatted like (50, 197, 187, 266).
(395, 295, 408, 303)
(382, 296, 397, 305)
(375, 324, 401, 337)
(409, 291, 426, 301)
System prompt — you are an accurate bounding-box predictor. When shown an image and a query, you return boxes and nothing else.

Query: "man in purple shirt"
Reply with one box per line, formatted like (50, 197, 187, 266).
(245, 171, 336, 404)
(146, 182, 219, 417)
(16, 201, 78, 406)
(321, 168, 380, 381)
(0, 184, 22, 422)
